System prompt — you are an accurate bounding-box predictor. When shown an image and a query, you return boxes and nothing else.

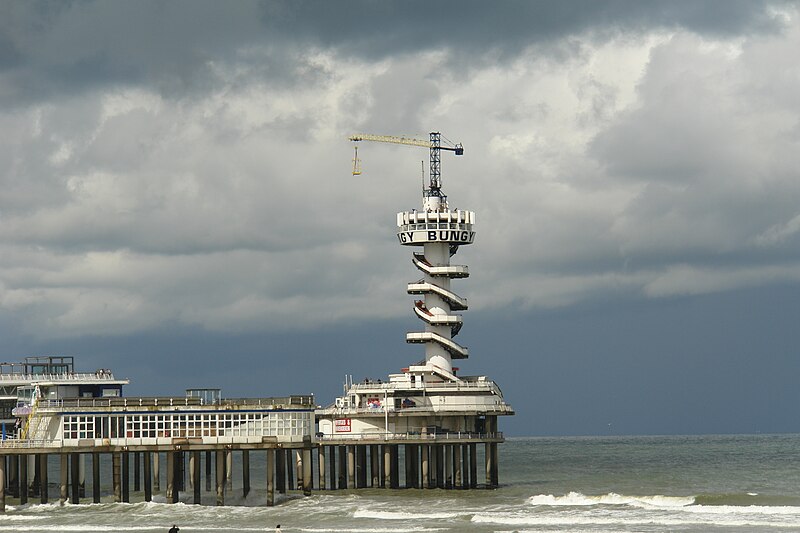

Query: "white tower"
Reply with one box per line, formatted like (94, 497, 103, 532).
(398, 204, 474, 376)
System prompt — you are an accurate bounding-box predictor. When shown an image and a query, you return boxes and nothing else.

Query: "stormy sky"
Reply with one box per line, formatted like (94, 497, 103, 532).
(1, 1, 799, 436)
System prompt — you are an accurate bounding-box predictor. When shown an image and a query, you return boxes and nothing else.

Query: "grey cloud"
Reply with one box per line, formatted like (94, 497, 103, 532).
(0, 1, 791, 106)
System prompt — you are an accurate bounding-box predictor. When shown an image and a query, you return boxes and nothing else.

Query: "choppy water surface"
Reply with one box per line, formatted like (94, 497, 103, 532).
(2, 434, 799, 532)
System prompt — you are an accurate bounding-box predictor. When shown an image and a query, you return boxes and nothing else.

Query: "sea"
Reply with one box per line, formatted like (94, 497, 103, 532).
(2, 434, 799, 532)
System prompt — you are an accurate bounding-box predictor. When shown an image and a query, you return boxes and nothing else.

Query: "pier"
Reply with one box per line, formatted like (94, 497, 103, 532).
(0, 131, 514, 510)
(0, 394, 316, 509)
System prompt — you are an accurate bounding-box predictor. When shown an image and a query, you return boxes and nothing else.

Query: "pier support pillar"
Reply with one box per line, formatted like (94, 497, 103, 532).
(19, 455, 28, 505)
(242, 450, 250, 499)
(112, 453, 121, 503)
(266, 449, 275, 507)
(226, 450, 233, 490)
(0, 455, 5, 512)
(143, 452, 152, 502)
(122, 452, 130, 503)
(421, 445, 430, 489)
(485, 442, 498, 489)
(166, 452, 175, 504)
(70, 453, 80, 504)
(9, 455, 18, 498)
(454, 445, 462, 488)
(60, 454, 68, 505)
(469, 443, 477, 488)
(153, 453, 160, 492)
(435, 445, 444, 489)
(347, 446, 355, 489)
(317, 447, 326, 490)
(383, 445, 391, 488)
(79, 453, 86, 498)
(215, 450, 225, 506)
(205, 451, 212, 492)
(92, 453, 100, 503)
(295, 451, 303, 491)
(275, 448, 286, 493)
(356, 445, 367, 488)
(370, 445, 379, 487)
(302, 448, 312, 496)
(337, 446, 347, 489)
(192, 451, 201, 504)
(390, 445, 400, 489)
(39, 453, 48, 504)
(444, 444, 453, 489)
(328, 446, 337, 490)
(134, 452, 140, 492)
(285, 449, 294, 491)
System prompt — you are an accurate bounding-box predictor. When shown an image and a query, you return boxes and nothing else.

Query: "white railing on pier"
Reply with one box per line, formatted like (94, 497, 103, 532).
(0, 371, 120, 382)
(316, 431, 504, 442)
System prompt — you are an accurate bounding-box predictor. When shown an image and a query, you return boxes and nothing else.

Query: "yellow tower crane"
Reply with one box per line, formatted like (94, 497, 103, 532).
(348, 132, 464, 199)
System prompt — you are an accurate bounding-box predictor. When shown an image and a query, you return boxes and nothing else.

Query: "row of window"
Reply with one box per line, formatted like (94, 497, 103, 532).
(62, 411, 313, 440)
(399, 223, 473, 232)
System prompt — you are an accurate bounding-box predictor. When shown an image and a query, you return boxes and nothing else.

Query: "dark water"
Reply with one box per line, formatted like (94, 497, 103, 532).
(2, 434, 799, 532)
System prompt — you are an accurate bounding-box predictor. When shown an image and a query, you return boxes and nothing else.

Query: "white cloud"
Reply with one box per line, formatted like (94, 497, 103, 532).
(2, 7, 800, 339)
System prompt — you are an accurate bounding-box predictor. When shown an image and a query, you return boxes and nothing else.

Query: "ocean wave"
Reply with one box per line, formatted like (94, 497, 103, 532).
(353, 509, 465, 520)
(527, 492, 694, 508)
(694, 493, 800, 507)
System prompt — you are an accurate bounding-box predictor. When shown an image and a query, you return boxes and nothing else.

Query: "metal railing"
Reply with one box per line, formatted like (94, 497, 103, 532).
(317, 431, 504, 442)
(0, 371, 121, 382)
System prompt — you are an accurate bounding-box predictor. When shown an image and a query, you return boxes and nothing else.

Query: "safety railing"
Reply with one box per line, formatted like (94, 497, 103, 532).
(316, 431, 504, 442)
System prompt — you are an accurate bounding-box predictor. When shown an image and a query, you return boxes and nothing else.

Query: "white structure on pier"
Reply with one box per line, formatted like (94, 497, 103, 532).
(317, 134, 513, 482)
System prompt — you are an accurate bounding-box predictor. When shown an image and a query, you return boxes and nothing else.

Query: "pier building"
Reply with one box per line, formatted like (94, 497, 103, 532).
(315, 133, 514, 490)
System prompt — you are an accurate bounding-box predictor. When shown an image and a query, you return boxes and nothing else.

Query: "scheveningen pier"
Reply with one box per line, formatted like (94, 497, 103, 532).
(0, 132, 513, 510)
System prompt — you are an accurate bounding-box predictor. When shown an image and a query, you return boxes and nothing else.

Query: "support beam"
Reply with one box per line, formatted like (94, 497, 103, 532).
(285, 449, 294, 491)
(166, 452, 175, 504)
(328, 445, 337, 490)
(8, 456, 17, 499)
(205, 451, 212, 492)
(39, 453, 48, 504)
(347, 446, 355, 489)
(70, 453, 80, 504)
(242, 450, 250, 499)
(192, 451, 201, 504)
(226, 450, 233, 490)
(0, 456, 5, 513)
(317, 447, 326, 490)
(454, 445, 462, 489)
(19, 455, 28, 505)
(421, 445, 430, 489)
(153, 453, 160, 492)
(79, 454, 86, 498)
(370, 445, 379, 488)
(112, 453, 121, 503)
(122, 452, 130, 503)
(383, 445, 391, 488)
(143, 452, 152, 502)
(134, 452, 141, 492)
(266, 449, 275, 507)
(275, 448, 286, 494)
(445, 445, 453, 489)
(435, 445, 444, 489)
(469, 443, 477, 489)
(60, 454, 68, 505)
(337, 446, 347, 489)
(302, 448, 312, 496)
(215, 450, 225, 506)
(92, 453, 101, 503)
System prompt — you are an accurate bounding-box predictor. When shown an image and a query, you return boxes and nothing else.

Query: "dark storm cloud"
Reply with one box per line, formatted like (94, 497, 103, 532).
(0, 0, 790, 106)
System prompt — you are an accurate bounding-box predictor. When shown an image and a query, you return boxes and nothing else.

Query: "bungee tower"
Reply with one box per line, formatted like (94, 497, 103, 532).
(316, 132, 513, 490)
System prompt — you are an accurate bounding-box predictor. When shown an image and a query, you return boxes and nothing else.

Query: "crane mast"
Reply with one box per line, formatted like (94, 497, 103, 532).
(349, 132, 464, 212)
